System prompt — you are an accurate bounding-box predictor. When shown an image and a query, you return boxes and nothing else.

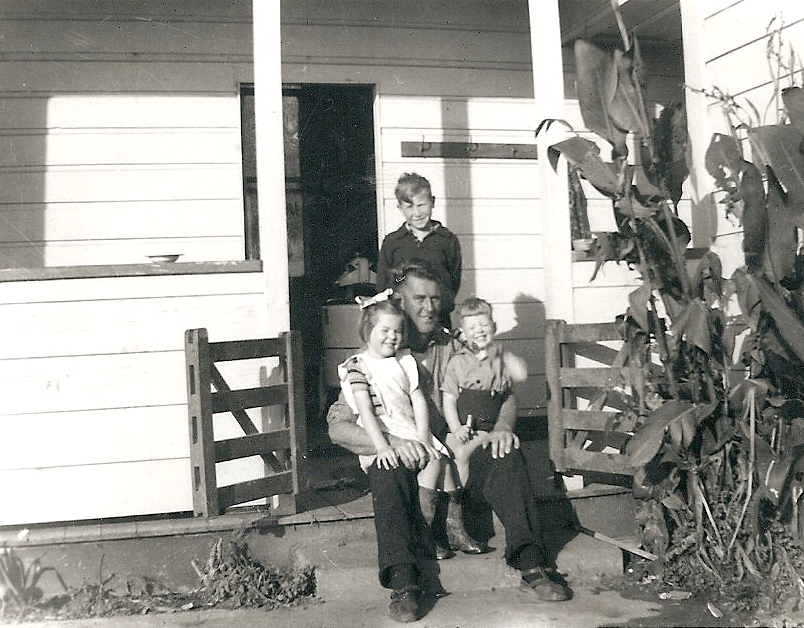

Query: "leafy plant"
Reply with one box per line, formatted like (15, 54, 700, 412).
(542, 7, 804, 616)
(190, 538, 315, 610)
(0, 546, 66, 620)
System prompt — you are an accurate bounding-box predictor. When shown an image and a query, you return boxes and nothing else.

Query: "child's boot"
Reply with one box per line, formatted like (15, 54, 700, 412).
(418, 487, 455, 560)
(445, 490, 488, 554)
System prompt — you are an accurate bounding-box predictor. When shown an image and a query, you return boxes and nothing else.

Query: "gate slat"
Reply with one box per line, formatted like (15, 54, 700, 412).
(563, 449, 633, 475)
(209, 337, 286, 362)
(218, 471, 295, 512)
(211, 385, 288, 414)
(561, 409, 637, 432)
(215, 430, 291, 463)
(558, 366, 629, 388)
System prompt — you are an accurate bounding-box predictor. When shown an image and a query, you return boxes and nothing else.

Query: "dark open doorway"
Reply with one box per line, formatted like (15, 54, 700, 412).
(283, 84, 378, 448)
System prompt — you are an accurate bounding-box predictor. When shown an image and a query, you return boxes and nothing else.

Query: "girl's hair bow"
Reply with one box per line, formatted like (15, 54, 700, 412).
(355, 288, 394, 309)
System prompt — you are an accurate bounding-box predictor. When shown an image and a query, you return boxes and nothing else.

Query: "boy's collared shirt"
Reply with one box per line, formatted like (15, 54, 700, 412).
(376, 220, 462, 297)
(405, 220, 436, 241)
(441, 341, 510, 397)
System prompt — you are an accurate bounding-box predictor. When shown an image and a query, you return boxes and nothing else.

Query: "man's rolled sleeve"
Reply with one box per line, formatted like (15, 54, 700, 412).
(326, 392, 358, 426)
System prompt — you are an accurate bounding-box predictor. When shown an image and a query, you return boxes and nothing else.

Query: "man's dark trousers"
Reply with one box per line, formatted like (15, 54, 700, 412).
(367, 464, 436, 588)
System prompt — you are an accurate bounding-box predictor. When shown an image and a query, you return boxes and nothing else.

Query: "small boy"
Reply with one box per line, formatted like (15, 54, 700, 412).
(441, 297, 528, 486)
(376, 172, 462, 326)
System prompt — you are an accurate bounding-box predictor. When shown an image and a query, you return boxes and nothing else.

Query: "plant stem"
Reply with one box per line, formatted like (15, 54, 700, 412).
(728, 388, 756, 552)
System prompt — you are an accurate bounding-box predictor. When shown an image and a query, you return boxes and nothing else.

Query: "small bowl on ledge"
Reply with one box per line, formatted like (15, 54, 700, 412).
(571, 238, 595, 252)
(147, 254, 182, 263)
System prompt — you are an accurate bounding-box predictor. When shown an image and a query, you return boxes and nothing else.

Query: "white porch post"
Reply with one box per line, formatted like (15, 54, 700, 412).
(680, 0, 717, 249)
(252, 1, 290, 332)
(529, 0, 573, 322)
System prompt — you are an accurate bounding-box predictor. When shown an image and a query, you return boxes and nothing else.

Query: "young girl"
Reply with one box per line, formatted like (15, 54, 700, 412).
(337, 288, 447, 475)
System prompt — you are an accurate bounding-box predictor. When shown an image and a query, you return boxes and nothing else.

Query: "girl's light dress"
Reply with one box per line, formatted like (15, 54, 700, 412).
(338, 349, 448, 471)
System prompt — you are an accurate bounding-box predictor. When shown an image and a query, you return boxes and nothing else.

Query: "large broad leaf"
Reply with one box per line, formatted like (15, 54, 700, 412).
(671, 299, 712, 354)
(626, 400, 718, 468)
(748, 124, 804, 207)
(690, 250, 723, 307)
(750, 274, 804, 363)
(609, 49, 652, 141)
(738, 160, 767, 271)
(574, 39, 628, 157)
(764, 176, 798, 281)
(616, 189, 660, 218)
(627, 280, 652, 333)
(782, 87, 804, 136)
(548, 136, 621, 197)
(729, 267, 762, 330)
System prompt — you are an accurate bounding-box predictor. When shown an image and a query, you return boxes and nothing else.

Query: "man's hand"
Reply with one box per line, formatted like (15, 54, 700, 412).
(482, 428, 520, 459)
(388, 435, 431, 470)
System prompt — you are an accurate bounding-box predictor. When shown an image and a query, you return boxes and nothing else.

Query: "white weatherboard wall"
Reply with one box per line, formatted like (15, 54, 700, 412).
(281, 0, 554, 413)
(683, 0, 804, 277)
(0, 1, 290, 526)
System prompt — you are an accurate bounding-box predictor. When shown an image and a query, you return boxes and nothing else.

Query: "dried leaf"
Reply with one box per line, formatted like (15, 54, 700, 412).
(707, 602, 723, 618)
(652, 102, 689, 205)
(705, 133, 743, 198)
(659, 590, 692, 600)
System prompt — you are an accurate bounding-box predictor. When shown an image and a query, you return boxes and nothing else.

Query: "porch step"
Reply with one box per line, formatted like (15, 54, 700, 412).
(262, 514, 625, 602)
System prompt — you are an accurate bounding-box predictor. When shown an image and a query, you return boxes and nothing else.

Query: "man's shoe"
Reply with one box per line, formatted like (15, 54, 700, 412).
(520, 567, 570, 601)
(388, 586, 421, 622)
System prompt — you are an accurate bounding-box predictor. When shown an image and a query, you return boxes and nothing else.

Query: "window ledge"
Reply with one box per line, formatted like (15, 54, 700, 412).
(0, 260, 263, 283)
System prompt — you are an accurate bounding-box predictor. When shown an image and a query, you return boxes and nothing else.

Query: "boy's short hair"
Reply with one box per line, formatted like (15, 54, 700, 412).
(458, 297, 493, 320)
(395, 172, 433, 204)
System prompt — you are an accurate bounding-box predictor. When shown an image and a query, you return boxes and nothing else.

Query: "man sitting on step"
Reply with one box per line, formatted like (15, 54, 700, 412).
(327, 260, 571, 623)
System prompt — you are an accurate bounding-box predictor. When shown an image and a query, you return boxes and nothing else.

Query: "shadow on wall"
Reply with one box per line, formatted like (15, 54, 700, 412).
(0, 98, 46, 267)
(493, 292, 548, 425)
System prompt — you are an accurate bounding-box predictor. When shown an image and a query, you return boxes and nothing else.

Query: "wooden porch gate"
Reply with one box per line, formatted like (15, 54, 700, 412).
(545, 319, 640, 478)
(184, 328, 308, 518)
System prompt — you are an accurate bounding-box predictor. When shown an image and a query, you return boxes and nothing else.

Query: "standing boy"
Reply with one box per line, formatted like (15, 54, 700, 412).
(376, 172, 462, 327)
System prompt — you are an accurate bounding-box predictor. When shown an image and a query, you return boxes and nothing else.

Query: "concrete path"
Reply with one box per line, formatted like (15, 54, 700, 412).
(18, 587, 662, 628)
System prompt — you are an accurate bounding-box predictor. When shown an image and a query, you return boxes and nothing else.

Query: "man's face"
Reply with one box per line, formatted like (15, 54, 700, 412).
(398, 190, 434, 232)
(398, 275, 442, 335)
